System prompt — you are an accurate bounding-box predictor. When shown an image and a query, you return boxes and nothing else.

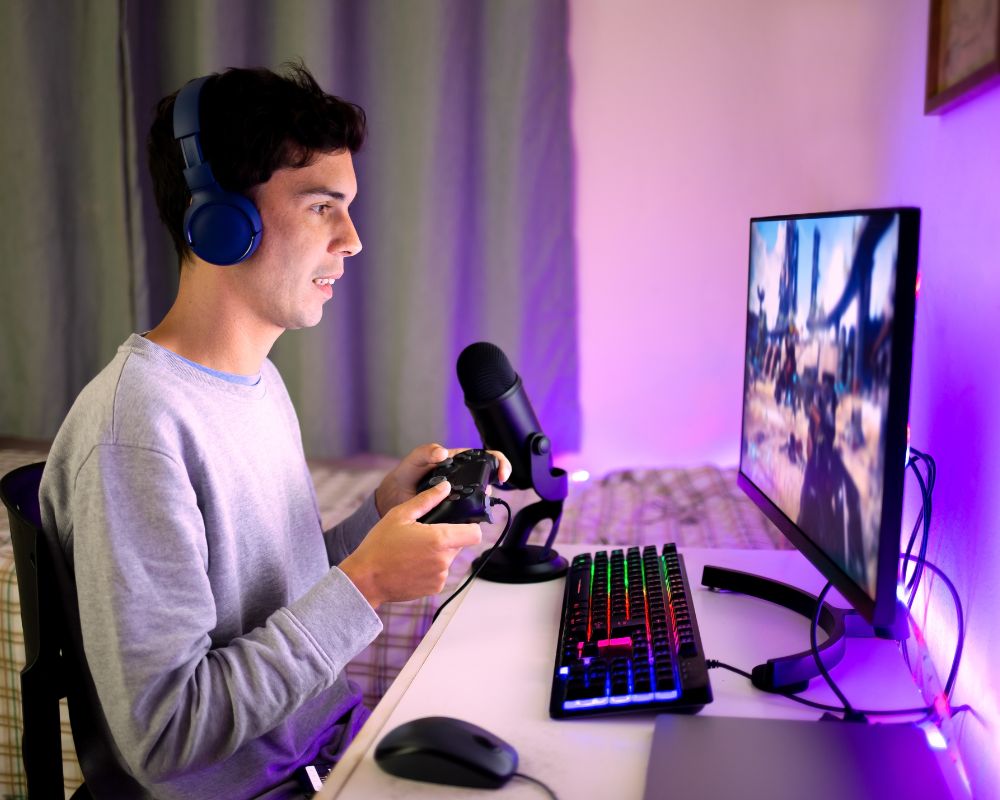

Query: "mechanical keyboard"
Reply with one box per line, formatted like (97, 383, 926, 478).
(549, 543, 712, 718)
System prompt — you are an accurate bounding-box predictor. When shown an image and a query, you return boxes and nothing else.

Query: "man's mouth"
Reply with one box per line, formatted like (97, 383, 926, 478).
(313, 277, 337, 286)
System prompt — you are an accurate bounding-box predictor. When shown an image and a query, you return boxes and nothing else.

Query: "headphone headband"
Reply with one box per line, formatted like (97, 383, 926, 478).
(173, 75, 210, 140)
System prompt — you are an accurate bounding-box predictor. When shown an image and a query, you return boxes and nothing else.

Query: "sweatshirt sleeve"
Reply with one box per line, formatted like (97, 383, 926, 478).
(72, 444, 382, 782)
(322, 493, 381, 565)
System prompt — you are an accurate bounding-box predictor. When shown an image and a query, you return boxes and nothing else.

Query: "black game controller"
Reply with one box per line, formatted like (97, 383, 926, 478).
(417, 449, 498, 524)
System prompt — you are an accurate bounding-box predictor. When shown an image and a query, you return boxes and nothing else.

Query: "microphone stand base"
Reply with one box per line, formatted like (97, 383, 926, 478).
(472, 545, 568, 584)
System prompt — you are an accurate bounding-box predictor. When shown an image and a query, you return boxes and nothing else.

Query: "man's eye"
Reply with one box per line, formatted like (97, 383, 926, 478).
(311, 204, 330, 215)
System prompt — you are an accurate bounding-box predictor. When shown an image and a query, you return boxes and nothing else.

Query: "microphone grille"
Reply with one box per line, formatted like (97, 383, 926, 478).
(456, 342, 517, 403)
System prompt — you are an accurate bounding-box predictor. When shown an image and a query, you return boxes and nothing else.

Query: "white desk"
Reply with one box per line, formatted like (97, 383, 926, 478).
(320, 546, 942, 799)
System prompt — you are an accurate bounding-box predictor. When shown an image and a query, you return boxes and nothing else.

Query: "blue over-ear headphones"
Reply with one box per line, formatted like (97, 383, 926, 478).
(173, 75, 262, 266)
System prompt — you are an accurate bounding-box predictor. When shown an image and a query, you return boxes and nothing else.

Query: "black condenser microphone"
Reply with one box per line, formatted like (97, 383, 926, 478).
(456, 342, 568, 583)
(457, 342, 552, 494)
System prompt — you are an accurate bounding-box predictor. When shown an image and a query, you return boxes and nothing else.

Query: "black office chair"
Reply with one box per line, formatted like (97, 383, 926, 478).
(1, 462, 144, 799)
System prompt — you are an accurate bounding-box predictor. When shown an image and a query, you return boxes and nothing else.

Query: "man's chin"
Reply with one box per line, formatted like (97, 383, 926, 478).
(281, 309, 326, 332)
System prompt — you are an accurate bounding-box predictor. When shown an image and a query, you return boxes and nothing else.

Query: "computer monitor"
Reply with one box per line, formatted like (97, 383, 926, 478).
(736, 207, 920, 633)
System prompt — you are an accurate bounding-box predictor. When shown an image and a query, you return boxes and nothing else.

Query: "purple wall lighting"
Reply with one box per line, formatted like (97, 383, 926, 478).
(569, 3, 1000, 796)
(886, 64, 1000, 800)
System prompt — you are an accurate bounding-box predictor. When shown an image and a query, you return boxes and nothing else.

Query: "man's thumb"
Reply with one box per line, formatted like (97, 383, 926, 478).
(403, 480, 451, 520)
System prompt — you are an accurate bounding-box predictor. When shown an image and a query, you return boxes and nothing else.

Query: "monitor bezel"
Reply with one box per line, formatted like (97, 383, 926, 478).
(737, 206, 920, 628)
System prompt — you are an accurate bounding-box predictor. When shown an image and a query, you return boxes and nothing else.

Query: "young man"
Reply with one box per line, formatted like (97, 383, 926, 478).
(39, 65, 509, 799)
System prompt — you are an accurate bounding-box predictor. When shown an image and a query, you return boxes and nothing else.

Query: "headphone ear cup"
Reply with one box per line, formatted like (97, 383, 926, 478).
(184, 189, 262, 266)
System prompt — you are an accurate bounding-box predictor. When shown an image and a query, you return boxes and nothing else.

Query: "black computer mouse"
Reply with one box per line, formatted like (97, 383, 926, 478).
(374, 716, 518, 789)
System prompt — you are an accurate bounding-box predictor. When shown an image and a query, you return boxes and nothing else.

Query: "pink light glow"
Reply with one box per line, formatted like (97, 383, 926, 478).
(570, 2, 1000, 793)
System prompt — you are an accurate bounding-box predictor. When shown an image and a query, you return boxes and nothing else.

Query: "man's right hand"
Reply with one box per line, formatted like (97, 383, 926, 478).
(338, 481, 482, 609)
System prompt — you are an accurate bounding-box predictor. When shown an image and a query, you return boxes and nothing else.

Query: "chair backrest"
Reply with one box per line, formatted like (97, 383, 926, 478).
(1, 462, 145, 799)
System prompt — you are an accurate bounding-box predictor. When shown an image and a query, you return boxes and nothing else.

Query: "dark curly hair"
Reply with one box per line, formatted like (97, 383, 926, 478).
(148, 63, 366, 263)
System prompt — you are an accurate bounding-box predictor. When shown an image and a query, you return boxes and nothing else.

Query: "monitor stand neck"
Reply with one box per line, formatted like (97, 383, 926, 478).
(701, 565, 908, 693)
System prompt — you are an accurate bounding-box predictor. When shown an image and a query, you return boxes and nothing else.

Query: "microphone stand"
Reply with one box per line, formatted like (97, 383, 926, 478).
(472, 433, 569, 583)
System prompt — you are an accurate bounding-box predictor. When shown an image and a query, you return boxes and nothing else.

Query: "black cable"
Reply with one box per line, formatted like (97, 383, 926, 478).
(809, 553, 963, 712)
(904, 459, 931, 605)
(899, 554, 965, 699)
(810, 580, 856, 716)
(431, 498, 513, 624)
(914, 451, 936, 603)
(909, 446, 936, 493)
(904, 448, 936, 606)
(709, 550, 966, 718)
(513, 771, 559, 800)
(902, 458, 924, 586)
(900, 448, 935, 673)
(706, 660, 930, 717)
(710, 447, 964, 723)
(901, 456, 925, 591)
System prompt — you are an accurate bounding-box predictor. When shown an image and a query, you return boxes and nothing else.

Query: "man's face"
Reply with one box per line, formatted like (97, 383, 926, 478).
(235, 149, 362, 332)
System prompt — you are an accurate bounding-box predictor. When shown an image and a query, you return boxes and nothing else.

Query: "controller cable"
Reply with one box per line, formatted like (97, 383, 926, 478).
(426, 497, 558, 799)
(431, 497, 513, 624)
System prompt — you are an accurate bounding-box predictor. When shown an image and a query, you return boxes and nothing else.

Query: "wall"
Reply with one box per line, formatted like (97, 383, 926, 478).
(570, 1, 999, 797)
(885, 9, 1000, 799)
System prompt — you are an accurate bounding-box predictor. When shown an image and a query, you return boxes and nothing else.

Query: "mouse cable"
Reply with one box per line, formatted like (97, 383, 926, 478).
(431, 497, 513, 624)
(513, 771, 559, 799)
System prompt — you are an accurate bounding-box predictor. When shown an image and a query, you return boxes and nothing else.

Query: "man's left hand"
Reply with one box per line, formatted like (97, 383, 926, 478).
(374, 443, 512, 517)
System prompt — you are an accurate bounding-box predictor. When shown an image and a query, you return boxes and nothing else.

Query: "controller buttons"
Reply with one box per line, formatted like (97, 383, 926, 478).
(448, 492, 461, 501)
(428, 475, 447, 486)
(437, 457, 454, 468)
(461, 486, 474, 495)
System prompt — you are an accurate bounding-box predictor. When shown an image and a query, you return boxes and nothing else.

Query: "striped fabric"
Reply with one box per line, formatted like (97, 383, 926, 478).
(559, 464, 793, 550)
(0, 448, 786, 797)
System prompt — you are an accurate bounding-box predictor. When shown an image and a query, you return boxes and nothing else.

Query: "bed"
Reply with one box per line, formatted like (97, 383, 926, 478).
(0, 444, 788, 798)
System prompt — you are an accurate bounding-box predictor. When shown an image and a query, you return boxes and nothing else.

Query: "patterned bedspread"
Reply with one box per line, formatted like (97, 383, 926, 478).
(0, 447, 787, 798)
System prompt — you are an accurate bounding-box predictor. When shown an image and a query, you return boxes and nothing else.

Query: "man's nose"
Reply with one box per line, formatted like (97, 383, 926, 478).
(333, 215, 362, 256)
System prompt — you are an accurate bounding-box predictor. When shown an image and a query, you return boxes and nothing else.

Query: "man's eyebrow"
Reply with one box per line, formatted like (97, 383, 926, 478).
(295, 187, 350, 201)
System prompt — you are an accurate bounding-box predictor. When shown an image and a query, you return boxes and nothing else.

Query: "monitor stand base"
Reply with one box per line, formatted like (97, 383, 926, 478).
(701, 565, 907, 693)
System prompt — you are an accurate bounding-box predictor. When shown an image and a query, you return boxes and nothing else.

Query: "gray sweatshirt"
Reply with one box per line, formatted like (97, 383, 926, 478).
(40, 334, 383, 799)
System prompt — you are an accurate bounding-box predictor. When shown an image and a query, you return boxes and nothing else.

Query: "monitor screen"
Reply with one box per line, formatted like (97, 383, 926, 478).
(738, 208, 920, 627)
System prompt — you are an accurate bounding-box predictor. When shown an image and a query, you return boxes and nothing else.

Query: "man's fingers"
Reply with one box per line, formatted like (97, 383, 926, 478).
(410, 442, 449, 467)
(486, 450, 513, 484)
(400, 480, 451, 519)
(445, 447, 511, 484)
(427, 445, 512, 485)
(439, 522, 482, 549)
